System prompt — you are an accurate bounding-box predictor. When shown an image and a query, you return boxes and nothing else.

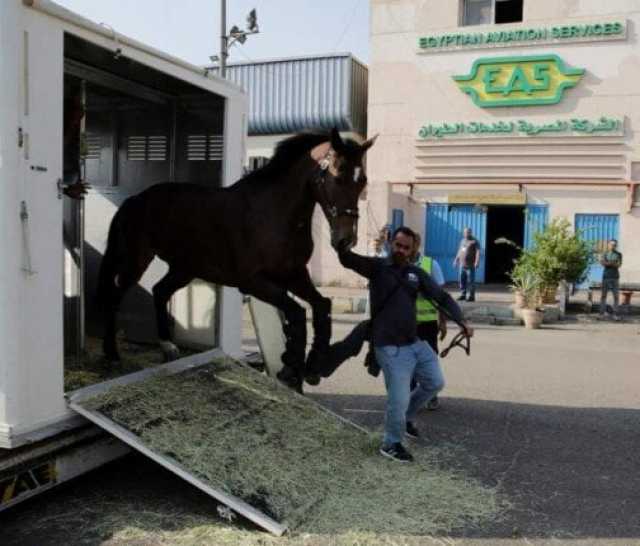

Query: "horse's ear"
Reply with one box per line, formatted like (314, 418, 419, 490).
(310, 141, 332, 162)
(330, 128, 345, 154)
(361, 134, 378, 152)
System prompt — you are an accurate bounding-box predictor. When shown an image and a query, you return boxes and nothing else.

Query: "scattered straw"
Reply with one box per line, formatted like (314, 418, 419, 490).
(64, 335, 194, 391)
(76, 357, 507, 537)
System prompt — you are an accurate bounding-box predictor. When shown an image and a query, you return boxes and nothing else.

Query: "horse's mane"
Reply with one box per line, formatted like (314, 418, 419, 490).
(235, 130, 366, 188)
(237, 132, 329, 187)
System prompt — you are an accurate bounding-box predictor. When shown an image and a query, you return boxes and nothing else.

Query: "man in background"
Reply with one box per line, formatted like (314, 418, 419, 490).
(454, 227, 481, 302)
(599, 239, 623, 321)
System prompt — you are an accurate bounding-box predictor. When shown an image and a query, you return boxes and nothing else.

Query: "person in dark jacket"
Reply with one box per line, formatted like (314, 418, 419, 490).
(599, 239, 623, 321)
(335, 227, 472, 463)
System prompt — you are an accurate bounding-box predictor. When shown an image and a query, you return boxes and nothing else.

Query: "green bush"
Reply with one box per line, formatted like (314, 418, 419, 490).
(514, 218, 594, 288)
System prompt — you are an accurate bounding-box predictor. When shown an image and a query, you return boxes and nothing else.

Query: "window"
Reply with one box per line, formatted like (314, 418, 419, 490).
(247, 156, 269, 172)
(495, 0, 523, 24)
(126, 135, 168, 161)
(187, 134, 224, 162)
(462, 0, 523, 26)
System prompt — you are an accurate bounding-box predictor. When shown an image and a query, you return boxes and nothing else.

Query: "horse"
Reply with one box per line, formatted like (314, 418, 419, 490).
(96, 129, 376, 391)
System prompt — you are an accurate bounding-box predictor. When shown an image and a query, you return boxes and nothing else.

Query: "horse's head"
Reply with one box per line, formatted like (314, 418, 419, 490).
(310, 128, 377, 250)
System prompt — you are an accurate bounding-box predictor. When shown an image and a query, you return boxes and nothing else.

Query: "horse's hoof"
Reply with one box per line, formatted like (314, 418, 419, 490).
(304, 373, 321, 386)
(277, 366, 304, 393)
(159, 340, 180, 362)
(277, 365, 297, 382)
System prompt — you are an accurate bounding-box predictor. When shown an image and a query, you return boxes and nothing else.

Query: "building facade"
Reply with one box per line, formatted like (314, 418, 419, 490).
(221, 54, 372, 287)
(369, 0, 640, 285)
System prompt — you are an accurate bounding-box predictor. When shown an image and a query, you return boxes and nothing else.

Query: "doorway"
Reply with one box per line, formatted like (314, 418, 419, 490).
(485, 206, 525, 283)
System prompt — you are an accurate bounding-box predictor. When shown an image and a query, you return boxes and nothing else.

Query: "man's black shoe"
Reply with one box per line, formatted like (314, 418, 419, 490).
(466, 296, 475, 302)
(406, 421, 419, 439)
(379, 442, 413, 463)
(426, 396, 440, 411)
(457, 295, 466, 301)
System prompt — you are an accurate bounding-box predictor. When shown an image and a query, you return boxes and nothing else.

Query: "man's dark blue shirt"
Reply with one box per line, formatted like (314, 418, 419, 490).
(338, 250, 464, 347)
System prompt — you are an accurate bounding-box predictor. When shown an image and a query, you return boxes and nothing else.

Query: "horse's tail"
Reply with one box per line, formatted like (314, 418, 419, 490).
(96, 197, 137, 308)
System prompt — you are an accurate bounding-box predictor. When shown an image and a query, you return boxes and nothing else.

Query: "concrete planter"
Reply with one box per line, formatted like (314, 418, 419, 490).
(513, 290, 526, 308)
(522, 308, 544, 329)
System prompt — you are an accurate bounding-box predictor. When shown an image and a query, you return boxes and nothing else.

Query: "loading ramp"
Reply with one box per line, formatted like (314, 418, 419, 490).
(67, 347, 367, 536)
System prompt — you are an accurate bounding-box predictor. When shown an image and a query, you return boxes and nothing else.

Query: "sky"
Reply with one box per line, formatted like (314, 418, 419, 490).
(56, 0, 370, 65)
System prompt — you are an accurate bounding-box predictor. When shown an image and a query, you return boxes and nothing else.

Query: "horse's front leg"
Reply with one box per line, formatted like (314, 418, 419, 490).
(287, 269, 332, 386)
(244, 276, 307, 392)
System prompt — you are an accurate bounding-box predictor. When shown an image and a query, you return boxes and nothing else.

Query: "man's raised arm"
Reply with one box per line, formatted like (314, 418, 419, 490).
(337, 246, 382, 280)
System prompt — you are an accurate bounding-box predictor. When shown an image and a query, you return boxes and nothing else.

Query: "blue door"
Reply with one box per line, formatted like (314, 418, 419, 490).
(391, 208, 404, 234)
(425, 204, 487, 283)
(575, 214, 620, 285)
(524, 205, 549, 249)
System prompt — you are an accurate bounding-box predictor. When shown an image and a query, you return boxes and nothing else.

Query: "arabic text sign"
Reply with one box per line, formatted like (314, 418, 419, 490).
(448, 193, 526, 205)
(418, 21, 626, 52)
(418, 117, 623, 139)
(453, 55, 584, 108)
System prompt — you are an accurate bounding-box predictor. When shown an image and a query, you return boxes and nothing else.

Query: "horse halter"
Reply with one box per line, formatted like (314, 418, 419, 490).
(314, 152, 360, 221)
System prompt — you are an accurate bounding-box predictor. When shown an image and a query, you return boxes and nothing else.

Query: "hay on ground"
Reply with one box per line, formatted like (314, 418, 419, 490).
(78, 356, 506, 536)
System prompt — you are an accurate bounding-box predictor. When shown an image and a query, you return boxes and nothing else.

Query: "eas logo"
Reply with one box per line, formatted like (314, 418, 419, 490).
(453, 54, 584, 108)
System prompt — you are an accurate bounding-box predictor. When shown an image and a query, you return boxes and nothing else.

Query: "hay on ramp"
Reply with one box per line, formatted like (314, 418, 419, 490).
(64, 335, 194, 391)
(79, 356, 504, 535)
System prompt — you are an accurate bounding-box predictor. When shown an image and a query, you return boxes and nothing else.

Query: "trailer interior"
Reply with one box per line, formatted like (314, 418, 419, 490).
(63, 33, 226, 389)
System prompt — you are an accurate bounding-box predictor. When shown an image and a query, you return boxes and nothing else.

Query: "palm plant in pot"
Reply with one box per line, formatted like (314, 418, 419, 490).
(494, 237, 527, 307)
(510, 260, 545, 328)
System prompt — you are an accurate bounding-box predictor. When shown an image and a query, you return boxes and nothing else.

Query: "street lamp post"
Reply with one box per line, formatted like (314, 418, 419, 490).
(220, 0, 227, 77)
(206, 1, 259, 78)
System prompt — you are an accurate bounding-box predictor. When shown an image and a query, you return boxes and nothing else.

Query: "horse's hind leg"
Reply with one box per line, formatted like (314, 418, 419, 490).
(103, 291, 123, 362)
(152, 268, 193, 361)
(103, 253, 153, 362)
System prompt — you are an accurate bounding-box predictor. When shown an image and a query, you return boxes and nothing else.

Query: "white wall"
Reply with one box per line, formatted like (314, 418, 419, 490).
(369, 0, 640, 282)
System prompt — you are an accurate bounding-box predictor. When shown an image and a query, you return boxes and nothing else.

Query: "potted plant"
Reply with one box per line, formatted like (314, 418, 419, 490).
(510, 260, 544, 328)
(509, 263, 530, 308)
(495, 237, 528, 307)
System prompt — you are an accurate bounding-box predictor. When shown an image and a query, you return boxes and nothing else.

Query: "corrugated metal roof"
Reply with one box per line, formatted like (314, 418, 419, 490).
(219, 54, 368, 136)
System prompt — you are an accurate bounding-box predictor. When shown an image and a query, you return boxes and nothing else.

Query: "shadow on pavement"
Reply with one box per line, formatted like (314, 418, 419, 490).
(311, 392, 640, 541)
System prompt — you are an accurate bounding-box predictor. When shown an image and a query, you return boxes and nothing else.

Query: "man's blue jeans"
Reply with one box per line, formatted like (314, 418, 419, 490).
(600, 278, 620, 315)
(375, 340, 445, 446)
(460, 267, 476, 299)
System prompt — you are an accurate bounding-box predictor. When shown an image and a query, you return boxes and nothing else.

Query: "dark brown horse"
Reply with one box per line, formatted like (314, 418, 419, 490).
(97, 129, 376, 390)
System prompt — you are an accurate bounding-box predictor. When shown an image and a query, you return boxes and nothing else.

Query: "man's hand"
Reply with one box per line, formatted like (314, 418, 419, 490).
(63, 181, 90, 200)
(461, 321, 474, 338)
(438, 314, 447, 341)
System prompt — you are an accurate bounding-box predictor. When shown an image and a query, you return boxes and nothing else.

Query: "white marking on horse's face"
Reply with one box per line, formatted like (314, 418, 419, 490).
(353, 167, 361, 183)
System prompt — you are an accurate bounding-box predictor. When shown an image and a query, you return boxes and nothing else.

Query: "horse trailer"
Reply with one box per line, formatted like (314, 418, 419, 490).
(0, 0, 246, 511)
